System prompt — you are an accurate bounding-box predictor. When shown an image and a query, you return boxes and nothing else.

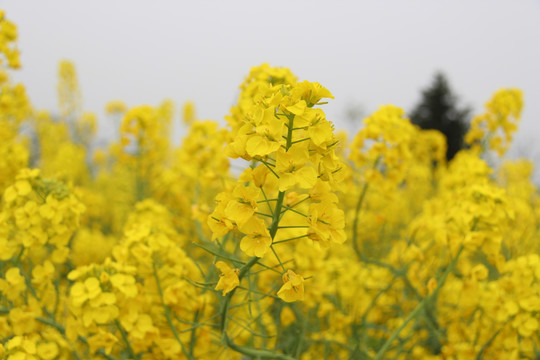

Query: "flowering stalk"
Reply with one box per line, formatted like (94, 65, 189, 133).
(219, 110, 294, 349)
(351, 156, 381, 260)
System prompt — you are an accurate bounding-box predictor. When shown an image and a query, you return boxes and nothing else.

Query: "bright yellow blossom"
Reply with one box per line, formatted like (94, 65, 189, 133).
(239, 216, 272, 257)
(214, 261, 240, 295)
(277, 270, 305, 303)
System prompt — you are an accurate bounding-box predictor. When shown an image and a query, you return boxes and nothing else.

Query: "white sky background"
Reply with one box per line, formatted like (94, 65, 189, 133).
(3, 1, 540, 162)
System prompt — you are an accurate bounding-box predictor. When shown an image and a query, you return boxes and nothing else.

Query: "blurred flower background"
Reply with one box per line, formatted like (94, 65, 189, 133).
(5, 0, 540, 163)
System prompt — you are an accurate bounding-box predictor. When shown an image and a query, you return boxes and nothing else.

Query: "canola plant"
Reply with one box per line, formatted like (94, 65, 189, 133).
(0, 10, 539, 360)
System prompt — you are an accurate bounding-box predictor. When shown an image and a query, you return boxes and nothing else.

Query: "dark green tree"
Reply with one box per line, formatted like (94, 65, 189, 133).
(410, 72, 471, 161)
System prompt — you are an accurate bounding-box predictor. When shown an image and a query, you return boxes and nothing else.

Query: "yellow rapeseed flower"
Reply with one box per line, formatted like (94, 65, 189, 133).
(214, 261, 239, 296)
(277, 270, 305, 303)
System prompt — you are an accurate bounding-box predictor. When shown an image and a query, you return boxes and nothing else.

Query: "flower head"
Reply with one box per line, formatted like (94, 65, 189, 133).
(214, 261, 240, 296)
(277, 270, 305, 303)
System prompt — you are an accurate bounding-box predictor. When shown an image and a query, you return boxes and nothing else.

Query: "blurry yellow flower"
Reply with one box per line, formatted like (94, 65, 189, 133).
(69, 277, 101, 307)
(280, 306, 296, 326)
(105, 100, 127, 114)
(513, 313, 539, 337)
(110, 273, 138, 297)
(182, 101, 196, 124)
(427, 277, 437, 295)
(0, 268, 26, 300)
(36, 342, 59, 360)
(88, 330, 118, 355)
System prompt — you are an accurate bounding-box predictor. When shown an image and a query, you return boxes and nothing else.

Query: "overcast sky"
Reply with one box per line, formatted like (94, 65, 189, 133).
(3, 1, 540, 161)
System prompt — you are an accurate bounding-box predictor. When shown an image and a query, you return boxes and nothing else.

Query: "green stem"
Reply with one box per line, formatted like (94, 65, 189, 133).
(219, 256, 259, 333)
(114, 320, 138, 360)
(192, 242, 245, 265)
(152, 262, 195, 360)
(360, 277, 397, 347)
(260, 187, 275, 216)
(351, 179, 367, 257)
(431, 245, 464, 301)
(189, 310, 200, 357)
(276, 225, 309, 229)
(217, 189, 286, 349)
(285, 114, 295, 148)
(224, 334, 296, 360)
(373, 245, 464, 360)
(351, 157, 381, 260)
(258, 158, 280, 178)
(279, 204, 307, 218)
(273, 234, 308, 244)
(255, 211, 274, 218)
(270, 191, 286, 238)
(295, 313, 308, 359)
(270, 245, 286, 272)
(290, 137, 310, 145)
(475, 321, 508, 360)
(373, 299, 427, 360)
(251, 260, 285, 274)
(237, 285, 281, 300)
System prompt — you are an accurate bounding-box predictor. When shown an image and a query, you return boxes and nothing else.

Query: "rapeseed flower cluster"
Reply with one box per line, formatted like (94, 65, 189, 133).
(1, 11, 539, 360)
